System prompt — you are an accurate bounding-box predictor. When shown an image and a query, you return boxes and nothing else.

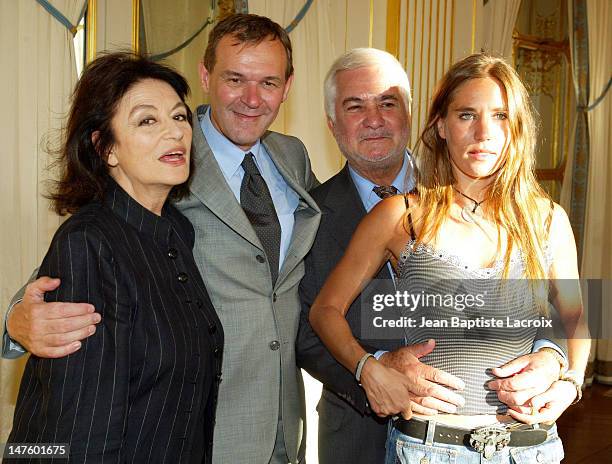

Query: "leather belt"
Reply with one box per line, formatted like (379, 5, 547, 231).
(394, 418, 552, 459)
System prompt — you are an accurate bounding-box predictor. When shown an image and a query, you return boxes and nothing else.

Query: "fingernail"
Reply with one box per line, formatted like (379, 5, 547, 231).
(89, 326, 96, 335)
(72, 341, 81, 352)
(93, 314, 101, 323)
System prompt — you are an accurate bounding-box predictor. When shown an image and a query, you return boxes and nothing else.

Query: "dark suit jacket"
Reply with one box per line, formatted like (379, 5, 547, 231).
(297, 165, 401, 464)
(8, 181, 224, 464)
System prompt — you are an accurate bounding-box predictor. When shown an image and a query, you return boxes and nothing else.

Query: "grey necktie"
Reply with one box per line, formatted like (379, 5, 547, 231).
(240, 152, 281, 284)
(373, 185, 399, 199)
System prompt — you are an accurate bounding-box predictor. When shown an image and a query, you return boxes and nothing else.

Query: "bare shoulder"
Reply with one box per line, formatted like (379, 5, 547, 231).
(535, 199, 573, 238)
(360, 194, 416, 249)
(368, 194, 412, 228)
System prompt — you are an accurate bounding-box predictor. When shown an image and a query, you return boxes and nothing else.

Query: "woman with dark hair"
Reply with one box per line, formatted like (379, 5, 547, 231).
(7, 52, 223, 463)
(309, 54, 589, 463)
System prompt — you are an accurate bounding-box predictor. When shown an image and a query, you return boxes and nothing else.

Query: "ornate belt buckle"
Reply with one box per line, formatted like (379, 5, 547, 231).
(469, 425, 511, 459)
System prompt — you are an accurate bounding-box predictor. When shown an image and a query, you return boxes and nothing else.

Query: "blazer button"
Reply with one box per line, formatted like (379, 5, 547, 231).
(177, 272, 188, 283)
(272, 293, 277, 302)
(167, 248, 178, 259)
(196, 299, 204, 308)
(208, 323, 217, 334)
(256, 254, 265, 263)
(216, 373, 222, 382)
(213, 347, 221, 358)
(269, 340, 280, 351)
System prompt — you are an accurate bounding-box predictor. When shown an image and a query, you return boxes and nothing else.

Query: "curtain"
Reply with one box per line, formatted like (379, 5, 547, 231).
(582, 0, 612, 280)
(141, 0, 214, 111)
(584, 0, 612, 384)
(482, 0, 522, 62)
(0, 0, 86, 441)
(563, 0, 611, 386)
(248, 0, 344, 182)
(566, 0, 590, 267)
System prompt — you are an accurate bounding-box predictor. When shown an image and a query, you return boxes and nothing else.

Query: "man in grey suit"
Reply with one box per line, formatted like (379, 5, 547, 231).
(4, 14, 319, 464)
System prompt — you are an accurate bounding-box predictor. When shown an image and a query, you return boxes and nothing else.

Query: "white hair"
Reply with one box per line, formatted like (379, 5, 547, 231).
(324, 48, 412, 122)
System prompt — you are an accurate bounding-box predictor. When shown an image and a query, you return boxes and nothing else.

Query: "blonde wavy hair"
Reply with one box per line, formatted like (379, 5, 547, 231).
(413, 53, 551, 279)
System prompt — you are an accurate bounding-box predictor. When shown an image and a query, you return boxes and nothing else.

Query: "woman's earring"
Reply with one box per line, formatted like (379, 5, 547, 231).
(106, 151, 118, 168)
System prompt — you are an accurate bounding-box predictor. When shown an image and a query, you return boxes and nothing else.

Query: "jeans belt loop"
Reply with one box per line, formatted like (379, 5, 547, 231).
(425, 420, 437, 446)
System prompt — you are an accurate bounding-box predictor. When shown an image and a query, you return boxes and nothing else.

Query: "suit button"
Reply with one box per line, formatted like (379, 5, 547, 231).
(256, 254, 265, 263)
(269, 340, 280, 351)
(167, 248, 178, 259)
(213, 347, 221, 357)
(208, 323, 217, 334)
(177, 272, 188, 283)
(216, 373, 222, 382)
(196, 299, 204, 308)
(272, 293, 277, 302)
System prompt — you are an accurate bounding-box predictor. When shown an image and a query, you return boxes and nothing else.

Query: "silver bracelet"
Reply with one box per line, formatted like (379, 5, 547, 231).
(355, 353, 375, 383)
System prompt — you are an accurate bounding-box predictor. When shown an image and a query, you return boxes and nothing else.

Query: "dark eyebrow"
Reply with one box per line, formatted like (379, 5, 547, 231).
(129, 101, 186, 118)
(221, 70, 244, 79)
(221, 70, 282, 84)
(452, 106, 508, 112)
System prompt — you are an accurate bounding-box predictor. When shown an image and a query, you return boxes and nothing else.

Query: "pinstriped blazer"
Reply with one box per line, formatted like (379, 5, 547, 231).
(8, 181, 223, 464)
(175, 105, 320, 464)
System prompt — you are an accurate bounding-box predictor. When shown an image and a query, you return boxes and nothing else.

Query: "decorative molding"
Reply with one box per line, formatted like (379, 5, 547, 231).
(218, 0, 236, 20)
(569, 0, 590, 266)
(385, 0, 401, 58)
(132, 0, 140, 53)
(86, 0, 97, 63)
(368, 0, 374, 47)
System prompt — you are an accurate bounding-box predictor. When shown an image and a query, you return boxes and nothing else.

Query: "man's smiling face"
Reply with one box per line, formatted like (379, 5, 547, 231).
(199, 35, 293, 151)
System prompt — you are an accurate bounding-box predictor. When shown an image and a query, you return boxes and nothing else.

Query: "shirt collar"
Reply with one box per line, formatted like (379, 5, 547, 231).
(103, 178, 174, 244)
(200, 107, 263, 179)
(348, 151, 414, 212)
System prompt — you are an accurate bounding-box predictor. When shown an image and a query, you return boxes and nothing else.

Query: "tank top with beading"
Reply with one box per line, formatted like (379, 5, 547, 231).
(395, 195, 553, 415)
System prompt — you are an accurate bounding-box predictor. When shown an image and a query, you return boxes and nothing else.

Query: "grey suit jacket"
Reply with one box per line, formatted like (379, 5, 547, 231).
(176, 106, 320, 463)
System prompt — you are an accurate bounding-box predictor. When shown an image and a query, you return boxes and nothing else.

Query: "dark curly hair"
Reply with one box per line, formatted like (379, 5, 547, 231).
(48, 52, 192, 215)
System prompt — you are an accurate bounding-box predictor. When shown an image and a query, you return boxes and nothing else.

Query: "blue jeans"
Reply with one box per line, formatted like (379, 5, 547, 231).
(385, 421, 564, 464)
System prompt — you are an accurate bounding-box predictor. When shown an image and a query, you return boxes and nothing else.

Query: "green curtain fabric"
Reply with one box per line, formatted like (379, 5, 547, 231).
(569, 0, 590, 267)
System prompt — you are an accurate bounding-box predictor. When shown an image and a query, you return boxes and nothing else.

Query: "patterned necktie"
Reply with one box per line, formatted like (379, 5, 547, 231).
(240, 152, 281, 284)
(373, 185, 399, 199)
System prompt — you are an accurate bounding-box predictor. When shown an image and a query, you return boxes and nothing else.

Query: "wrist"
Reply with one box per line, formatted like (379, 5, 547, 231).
(558, 370, 584, 404)
(355, 353, 375, 384)
(539, 347, 568, 376)
(6, 300, 21, 340)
